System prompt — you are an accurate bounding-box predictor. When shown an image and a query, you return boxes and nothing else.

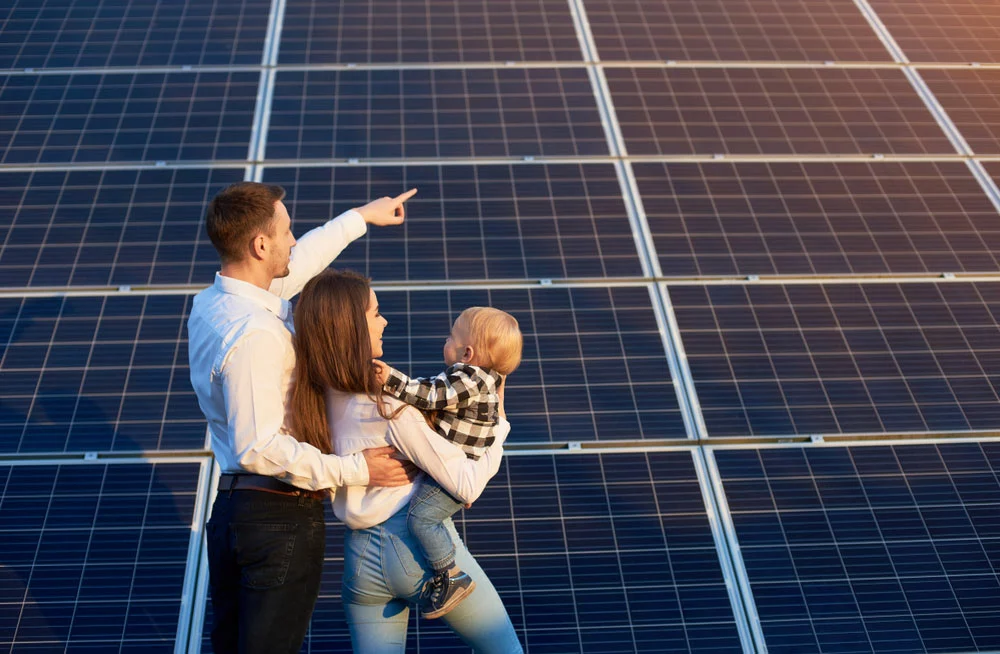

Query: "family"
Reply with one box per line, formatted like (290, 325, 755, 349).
(187, 182, 525, 653)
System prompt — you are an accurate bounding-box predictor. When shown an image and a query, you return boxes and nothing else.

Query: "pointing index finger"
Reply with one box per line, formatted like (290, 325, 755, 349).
(393, 188, 418, 205)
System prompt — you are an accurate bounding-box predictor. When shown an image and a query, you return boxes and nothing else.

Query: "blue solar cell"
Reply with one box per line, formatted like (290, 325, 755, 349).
(0, 461, 201, 652)
(266, 69, 609, 160)
(585, 0, 891, 62)
(0, 0, 270, 69)
(375, 285, 686, 443)
(715, 442, 1000, 653)
(0, 72, 258, 164)
(671, 282, 1000, 437)
(634, 160, 1000, 276)
(0, 168, 246, 287)
(279, 0, 582, 64)
(607, 67, 953, 156)
(201, 452, 746, 653)
(265, 163, 643, 282)
(0, 294, 204, 454)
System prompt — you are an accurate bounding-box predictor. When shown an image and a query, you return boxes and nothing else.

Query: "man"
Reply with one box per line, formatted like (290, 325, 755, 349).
(187, 182, 418, 653)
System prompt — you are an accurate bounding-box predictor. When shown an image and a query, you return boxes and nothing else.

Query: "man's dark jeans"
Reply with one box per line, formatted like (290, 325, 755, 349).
(206, 490, 325, 654)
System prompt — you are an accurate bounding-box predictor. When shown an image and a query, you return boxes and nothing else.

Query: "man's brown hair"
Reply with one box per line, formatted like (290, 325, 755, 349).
(205, 182, 286, 262)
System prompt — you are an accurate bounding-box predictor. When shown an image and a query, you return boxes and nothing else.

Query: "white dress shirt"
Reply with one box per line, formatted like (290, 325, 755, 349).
(326, 390, 508, 530)
(188, 210, 370, 490)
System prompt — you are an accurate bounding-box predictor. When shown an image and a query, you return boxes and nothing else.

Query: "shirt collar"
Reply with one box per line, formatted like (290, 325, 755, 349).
(214, 272, 292, 321)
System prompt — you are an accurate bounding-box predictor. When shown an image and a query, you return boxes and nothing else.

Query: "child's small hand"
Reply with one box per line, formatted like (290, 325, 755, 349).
(373, 359, 390, 386)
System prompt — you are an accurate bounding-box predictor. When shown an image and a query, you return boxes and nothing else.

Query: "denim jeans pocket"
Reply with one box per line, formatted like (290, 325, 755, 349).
(389, 533, 427, 579)
(343, 530, 372, 585)
(232, 522, 299, 590)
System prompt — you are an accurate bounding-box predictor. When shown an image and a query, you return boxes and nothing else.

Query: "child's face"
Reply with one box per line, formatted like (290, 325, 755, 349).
(443, 319, 471, 367)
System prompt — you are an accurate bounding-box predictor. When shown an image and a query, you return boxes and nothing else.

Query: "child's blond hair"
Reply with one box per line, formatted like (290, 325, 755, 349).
(455, 307, 522, 375)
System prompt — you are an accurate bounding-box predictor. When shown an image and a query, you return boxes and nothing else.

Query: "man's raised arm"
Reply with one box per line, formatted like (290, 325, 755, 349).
(270, 189, 417, 299)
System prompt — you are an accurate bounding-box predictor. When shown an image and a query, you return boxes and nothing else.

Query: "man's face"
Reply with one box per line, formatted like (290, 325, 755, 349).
(267, 201, 296, 278)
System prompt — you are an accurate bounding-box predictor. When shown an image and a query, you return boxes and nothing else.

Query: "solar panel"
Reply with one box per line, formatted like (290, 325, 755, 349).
(0, 294, 205, 454)
(0, 0, 270, 70)
(712, 442, 1000, 653)
(606, 67, 953, 156)
(584, 0, 891, 63)
(0, 460, 202, 652)
(0, 72, 258, 165)
(920, 69, 1000, 156)
(0, 167, 246, 288)
(633, 160, 1000, 276)
(375, 285, 687, 444)
(868, 0, 1000, 63)
(265, 68, 609, 160)
(279, 0, 582, 64)
(266, 163, 643, 282)
(0, 163, 641, 288)
(669, 282, 1000, 438)
(202, 451, 749, 652)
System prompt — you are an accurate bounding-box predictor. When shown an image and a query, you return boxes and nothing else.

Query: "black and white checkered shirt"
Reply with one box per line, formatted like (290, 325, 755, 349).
(383, 363, 502, 460)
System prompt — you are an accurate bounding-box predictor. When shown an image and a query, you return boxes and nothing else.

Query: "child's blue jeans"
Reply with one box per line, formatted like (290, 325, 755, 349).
(407, 477, 464, 572)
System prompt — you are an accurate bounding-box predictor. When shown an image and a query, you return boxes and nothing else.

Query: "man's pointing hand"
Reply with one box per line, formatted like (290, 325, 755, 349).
(356, 188, 417, 226)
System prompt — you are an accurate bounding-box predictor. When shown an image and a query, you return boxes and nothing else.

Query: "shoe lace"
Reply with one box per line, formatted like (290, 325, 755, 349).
(427, 573, 448, 604)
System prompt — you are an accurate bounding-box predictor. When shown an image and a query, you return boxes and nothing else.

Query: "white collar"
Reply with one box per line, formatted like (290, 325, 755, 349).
(213, 272, 291, 321)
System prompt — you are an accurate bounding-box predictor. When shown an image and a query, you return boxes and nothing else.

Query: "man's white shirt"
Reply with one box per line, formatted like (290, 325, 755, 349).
(187, 209, 370, 490)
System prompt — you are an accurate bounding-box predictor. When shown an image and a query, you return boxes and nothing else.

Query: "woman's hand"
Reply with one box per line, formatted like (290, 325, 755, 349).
(362, 446, 418, 486)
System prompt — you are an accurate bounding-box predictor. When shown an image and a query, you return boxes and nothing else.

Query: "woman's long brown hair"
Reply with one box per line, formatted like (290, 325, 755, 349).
(287, 269, 395, 453)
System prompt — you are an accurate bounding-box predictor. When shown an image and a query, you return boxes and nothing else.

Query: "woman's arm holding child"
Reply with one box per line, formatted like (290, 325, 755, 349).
(385, 405, 508, 505)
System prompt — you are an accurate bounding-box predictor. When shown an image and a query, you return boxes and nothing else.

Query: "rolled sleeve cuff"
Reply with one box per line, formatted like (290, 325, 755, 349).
(341, 451, 370, 486)
(383, 366, 407, 393)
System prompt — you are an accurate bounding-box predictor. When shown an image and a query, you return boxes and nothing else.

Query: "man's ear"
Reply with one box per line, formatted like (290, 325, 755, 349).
(250, 233, 267, 261)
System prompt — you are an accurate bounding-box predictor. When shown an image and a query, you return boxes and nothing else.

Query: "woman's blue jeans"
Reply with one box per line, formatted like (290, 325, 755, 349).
(342, 508, 523, 653)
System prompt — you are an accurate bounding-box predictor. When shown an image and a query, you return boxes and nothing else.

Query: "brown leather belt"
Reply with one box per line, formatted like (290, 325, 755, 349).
(218, 474, 326, 501)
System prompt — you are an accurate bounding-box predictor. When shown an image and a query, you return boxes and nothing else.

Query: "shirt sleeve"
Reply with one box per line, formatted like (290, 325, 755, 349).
(383, 365, 482, 411)
(385, 406, 508, 504)
(268, 209, 367, 300)
(221, 329, 370, 490)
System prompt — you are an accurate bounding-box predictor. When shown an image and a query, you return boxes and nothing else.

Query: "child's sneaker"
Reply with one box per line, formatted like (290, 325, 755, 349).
(420, 570, 476, 619)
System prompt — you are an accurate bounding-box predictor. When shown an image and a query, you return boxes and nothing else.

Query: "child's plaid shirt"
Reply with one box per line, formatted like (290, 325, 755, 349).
(383, 363, 502, 460)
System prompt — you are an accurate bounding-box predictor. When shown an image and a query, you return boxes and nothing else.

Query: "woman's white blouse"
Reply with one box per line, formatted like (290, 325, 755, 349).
(326, 389, 509, 530)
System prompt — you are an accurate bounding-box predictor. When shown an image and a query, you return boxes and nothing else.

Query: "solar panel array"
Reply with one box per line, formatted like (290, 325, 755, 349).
(711, 442, 1000, 653)
(0, 460, 205, 652)
(2, 0, 1000, 652)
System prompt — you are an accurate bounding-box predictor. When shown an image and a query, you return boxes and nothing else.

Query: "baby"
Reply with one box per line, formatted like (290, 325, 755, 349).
(377, 306, 522, 619)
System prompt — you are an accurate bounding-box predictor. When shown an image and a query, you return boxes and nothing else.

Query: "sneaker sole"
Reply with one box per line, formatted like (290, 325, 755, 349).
(422, 580, 477, 620)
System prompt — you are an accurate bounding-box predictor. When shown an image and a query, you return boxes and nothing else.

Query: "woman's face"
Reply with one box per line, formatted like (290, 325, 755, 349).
(366, 288, 388, 358)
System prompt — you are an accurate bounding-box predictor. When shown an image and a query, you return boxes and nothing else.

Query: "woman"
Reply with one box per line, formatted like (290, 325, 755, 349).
(288, 269, 523, 653)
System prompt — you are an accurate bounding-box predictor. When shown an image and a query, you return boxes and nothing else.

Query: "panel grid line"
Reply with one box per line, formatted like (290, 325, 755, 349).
(850, 0, 909, 63)
(5, 155, 997, 177)
(692, 448, 756, 653)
